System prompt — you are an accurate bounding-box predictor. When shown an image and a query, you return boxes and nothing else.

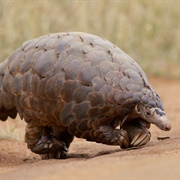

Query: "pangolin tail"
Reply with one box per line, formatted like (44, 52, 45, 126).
(0, 59, 17, 121)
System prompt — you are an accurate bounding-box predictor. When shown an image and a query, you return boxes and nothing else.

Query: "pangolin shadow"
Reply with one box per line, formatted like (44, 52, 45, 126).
(67, 147, 142, 159)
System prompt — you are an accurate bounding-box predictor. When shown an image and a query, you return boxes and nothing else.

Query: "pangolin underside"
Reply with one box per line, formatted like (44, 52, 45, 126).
(0, 32, 171, 159)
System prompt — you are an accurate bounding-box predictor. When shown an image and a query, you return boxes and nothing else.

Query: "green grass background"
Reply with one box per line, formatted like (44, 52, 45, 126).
(0, 0, 179, 78)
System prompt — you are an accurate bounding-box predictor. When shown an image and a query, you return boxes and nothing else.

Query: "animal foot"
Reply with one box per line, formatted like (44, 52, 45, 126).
(121, 120, 151, 148)
(31, 135, 68, 155)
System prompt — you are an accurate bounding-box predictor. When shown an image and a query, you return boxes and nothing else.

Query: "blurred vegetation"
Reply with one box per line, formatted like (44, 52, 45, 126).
(0, 118, 23, 141)
(0, 0, 179, 78)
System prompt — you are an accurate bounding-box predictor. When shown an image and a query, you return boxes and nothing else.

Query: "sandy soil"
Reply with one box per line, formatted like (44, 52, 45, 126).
(0, 77, 180, 179)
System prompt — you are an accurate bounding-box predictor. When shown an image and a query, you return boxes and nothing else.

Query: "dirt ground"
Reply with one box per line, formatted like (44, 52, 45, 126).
(0, 77, 180, 179)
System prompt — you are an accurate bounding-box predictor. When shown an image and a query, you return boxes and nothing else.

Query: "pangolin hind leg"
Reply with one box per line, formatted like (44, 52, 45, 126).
(68, 120, 131, 148)
(41, 127, 74, 159)
(97, 125, 131, 148)
(25, 123, 70, 159)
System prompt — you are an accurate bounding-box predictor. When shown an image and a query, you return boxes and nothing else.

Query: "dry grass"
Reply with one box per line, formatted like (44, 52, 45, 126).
(0, 116, 25, 141)
(0, 0, 179, 78)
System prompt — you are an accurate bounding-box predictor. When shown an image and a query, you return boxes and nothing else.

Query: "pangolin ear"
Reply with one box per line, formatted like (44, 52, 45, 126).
(135, 104, 143, 114)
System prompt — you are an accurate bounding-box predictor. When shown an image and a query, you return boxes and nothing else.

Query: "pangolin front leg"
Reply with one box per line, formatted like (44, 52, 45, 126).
(25, 123, 69, 159)
(122, 122, 151, 147)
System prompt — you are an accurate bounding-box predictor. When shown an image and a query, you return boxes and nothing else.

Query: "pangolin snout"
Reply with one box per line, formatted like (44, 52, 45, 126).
(164, 123, 171, 131)
(155, 116, 171, 131)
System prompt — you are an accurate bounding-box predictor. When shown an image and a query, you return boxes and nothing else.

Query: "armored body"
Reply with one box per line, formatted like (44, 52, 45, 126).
(0, 32, 171, 159)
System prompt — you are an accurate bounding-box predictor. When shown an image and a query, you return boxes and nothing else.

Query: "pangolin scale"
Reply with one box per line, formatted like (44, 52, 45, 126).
(0, 32, 171, 159)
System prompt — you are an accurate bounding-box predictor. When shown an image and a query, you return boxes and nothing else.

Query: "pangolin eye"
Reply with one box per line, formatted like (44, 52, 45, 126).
(146, 111, 151, 116)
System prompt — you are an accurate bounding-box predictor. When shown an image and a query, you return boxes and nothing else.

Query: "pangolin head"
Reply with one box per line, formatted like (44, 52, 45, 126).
(134, 104, 171, 131)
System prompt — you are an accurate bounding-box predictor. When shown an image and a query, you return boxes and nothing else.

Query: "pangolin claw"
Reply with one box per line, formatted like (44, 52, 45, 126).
(131, 129, 151, 147)
(119, 130, 131, 148)
(41, 150, 67, 159)
(130, 129, 143, 146)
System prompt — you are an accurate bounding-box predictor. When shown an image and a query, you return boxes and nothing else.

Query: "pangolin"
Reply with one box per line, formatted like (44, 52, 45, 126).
(0, 32, 171, 159)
